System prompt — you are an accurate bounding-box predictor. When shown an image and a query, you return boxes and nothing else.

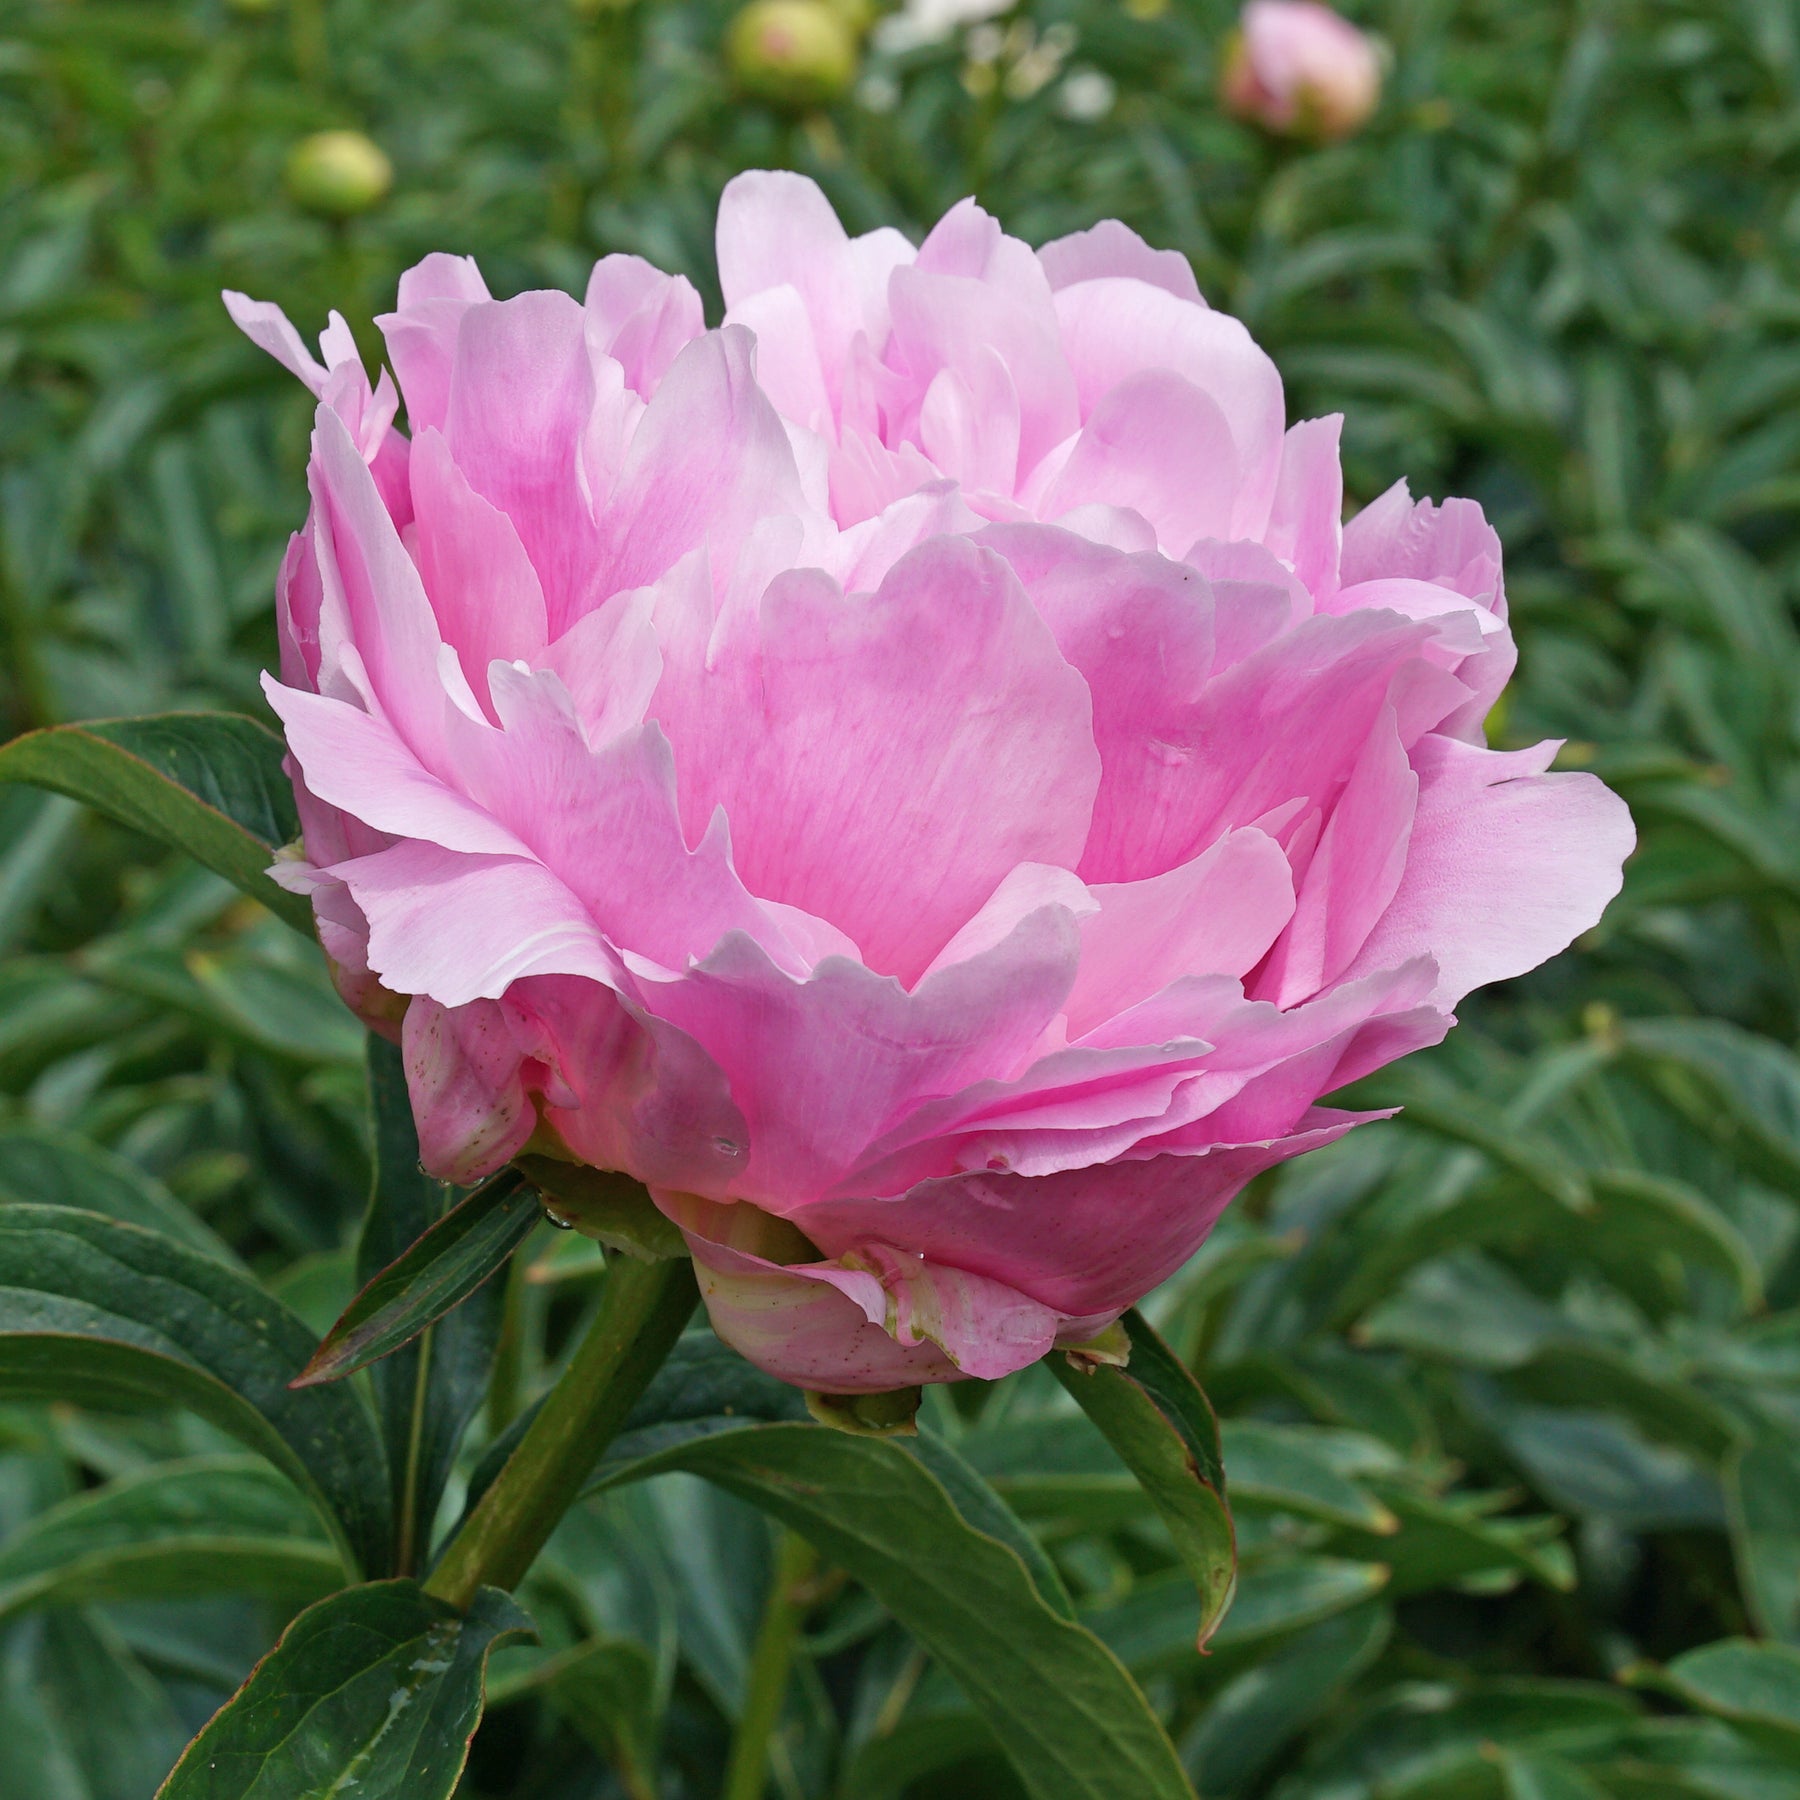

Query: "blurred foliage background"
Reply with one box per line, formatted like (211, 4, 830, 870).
(6, 0, 1800, 1795)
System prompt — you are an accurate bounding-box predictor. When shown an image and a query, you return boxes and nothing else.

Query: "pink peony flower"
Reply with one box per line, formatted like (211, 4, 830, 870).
(228, 179, 1631, 1394)
(1220, 1, 1382, 142)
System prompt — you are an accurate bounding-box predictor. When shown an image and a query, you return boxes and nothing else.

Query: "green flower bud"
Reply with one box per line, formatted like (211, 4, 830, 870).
(284, 129, 393, 218)
(726, 0, 858, 108)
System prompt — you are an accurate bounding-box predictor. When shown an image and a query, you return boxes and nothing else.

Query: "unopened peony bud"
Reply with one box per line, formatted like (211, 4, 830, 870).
(727, 0, 858, 107)
(284, 130, 393, 217)
(1221, 0, 1380, 142)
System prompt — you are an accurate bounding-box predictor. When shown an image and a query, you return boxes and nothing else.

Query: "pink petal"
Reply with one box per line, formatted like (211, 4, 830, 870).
(224, 292, 328, 394)
(444, 291, 603, 634)
(887, 216, 1079, 487)
(301, 409, 457, 769)
(1341, 481, 1506, 615)
(1264, 414, 1343, 602)
(587, 326, 811, 614)
(1037, 370, 1243, 555)
(264, 678, 525, 857)
(540, 589, 664, 746)
(656, 536, 1099, 984)
(505, 973, 751, 1196)
(629, 902, 1081, 1208)
(403, 994, 541, 1183)
(335, 840, 617, 1005)
(1069, 828, 1296, 1035)
(1051, 278, 1286, 537)
(978, 526, 1231, 887)
(1075, 607, 1464, 885)
(666, 1192, 1060, 1386)
(1254, 706, 1417, 1008)
(1342, 735, 1636, 1009)
(1037, 220, 1202, 302)
(408, 429, 549, 719)
(375, 253, 493, 437)
(799, 1116, 1371, 1321)
(717, 171, 914, 412)
(584, 254, 704, 397)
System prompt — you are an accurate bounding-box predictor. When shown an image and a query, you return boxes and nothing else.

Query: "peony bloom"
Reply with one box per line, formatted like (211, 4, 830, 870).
(1220, 1, 1381, 142)
(229, 176, 1631, 1394)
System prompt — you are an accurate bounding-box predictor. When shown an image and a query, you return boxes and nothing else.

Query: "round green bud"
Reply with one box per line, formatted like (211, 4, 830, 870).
(726, 0, 858, 108)
(284, 130, 393, 218)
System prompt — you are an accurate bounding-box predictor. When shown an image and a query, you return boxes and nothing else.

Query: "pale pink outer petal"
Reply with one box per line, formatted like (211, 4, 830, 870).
(1265, 414, 1344, 602)
(304, 406, 457, 767)
(1050, 278, 1285, 538)
(375, 253, 493, 437)
(1037, 219, 1202, 301)
(334, 840, 618, 1005)
(583, 254, 705, 397)
(1341, 735, 1636, 1009)
(717, 170, 914, 415)
(223, 292, 328, 395)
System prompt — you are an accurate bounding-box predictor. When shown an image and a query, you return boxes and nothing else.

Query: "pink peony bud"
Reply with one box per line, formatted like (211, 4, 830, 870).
(1221, 0, 1381, 142)
(227, 176, 1629, 1395)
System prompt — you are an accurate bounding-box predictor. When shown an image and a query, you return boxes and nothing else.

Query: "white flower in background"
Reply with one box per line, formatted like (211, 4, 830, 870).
(872, 0, 1013, 54)
(1057, 66, 1115, 119)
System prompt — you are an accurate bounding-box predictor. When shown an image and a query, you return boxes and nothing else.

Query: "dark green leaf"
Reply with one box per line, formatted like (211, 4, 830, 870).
(0, 1121, 233, 1262)
(1051, 1310, 1237, 1646)
(0, 714, 310, 933)
(155, 1580, 534, 1800)
(1082, 1559, 1388, 1671)
(543, 1636, 662, 1797)
(295, 1167, 536, 1387)
(1182, 1604, 1391, 1795)
(1728, 1429, 1800, 1644)
(0, 1455, 341, 1622)
(1648, 1639, 1800, 1758)
(1221, 1421, 1399, 1534)
(0, 1204, 390, 1577)
(589, 1420, 1195, 1800)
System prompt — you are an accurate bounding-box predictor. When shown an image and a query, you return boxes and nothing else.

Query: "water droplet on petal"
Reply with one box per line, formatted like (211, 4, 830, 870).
(713, 1137, 743, 1158)
(542, 1205, 576, 1231)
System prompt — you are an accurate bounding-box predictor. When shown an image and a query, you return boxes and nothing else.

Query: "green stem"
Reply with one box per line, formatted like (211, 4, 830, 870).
(425, 1254, 697, 1610)
(392, 1323, 434, 1578)
(721, 1531, 819, 1800)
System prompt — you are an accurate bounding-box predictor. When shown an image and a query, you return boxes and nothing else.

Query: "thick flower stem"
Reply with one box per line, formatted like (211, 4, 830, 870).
(721, 1530, 820, 1800)
(424, 1254, 698, 1611)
